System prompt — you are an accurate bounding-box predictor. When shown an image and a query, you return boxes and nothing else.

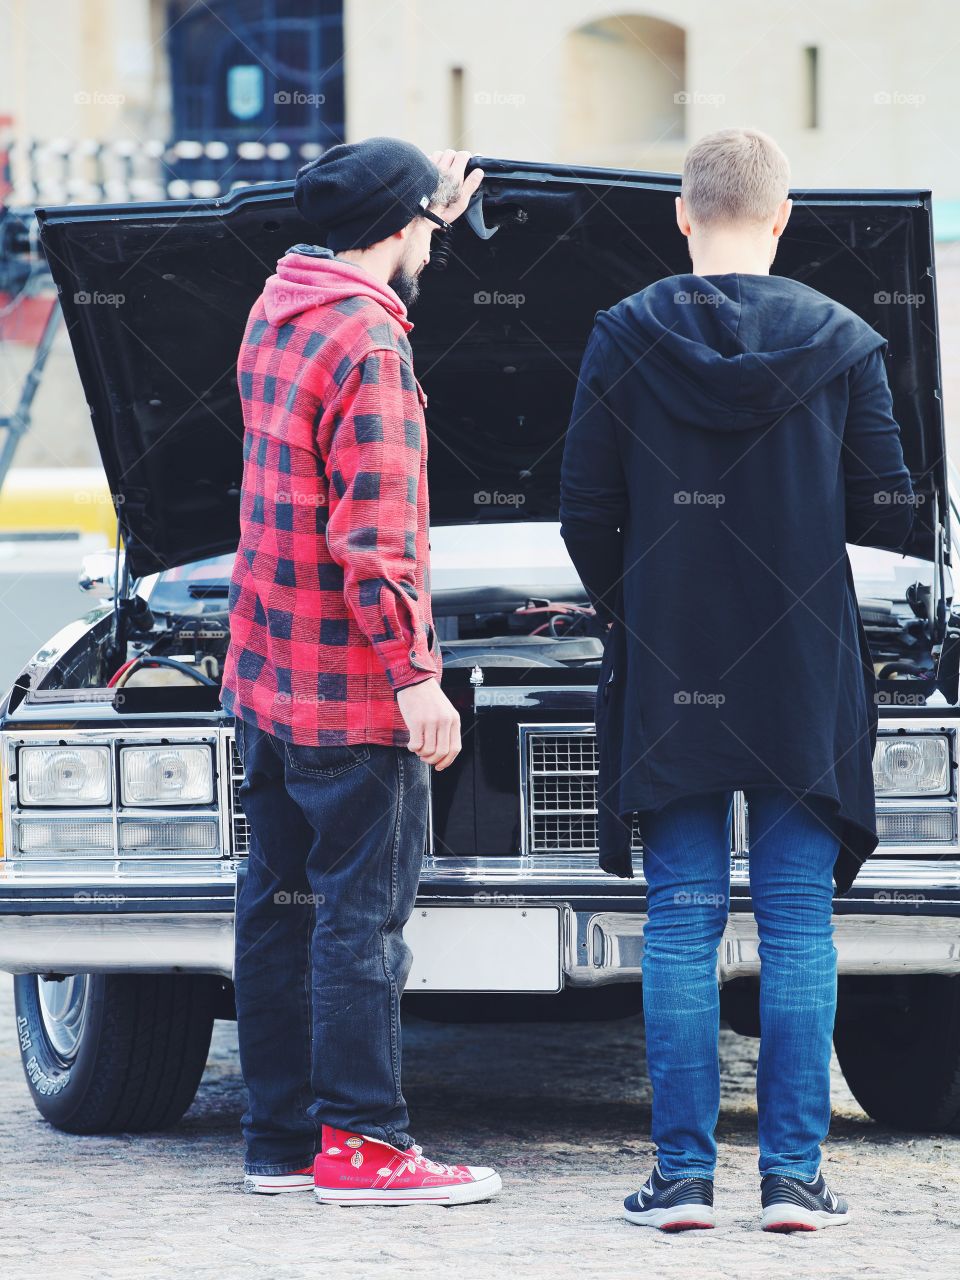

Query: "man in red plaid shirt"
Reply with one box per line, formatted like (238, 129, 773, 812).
(222, 139, 501, 1205)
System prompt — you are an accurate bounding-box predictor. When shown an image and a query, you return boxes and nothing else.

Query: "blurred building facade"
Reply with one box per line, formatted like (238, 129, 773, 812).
(2, 1, 960, 482)
(0, 0, 958, 204)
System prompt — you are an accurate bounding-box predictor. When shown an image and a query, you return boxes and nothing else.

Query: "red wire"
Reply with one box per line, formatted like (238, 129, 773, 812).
(106, 658, 137, 687)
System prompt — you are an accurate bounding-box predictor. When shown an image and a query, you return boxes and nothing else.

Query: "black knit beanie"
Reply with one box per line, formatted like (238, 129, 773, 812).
(293, 136, 440, 253)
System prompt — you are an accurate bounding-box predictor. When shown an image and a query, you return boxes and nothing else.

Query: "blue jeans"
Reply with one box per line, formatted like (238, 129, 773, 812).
(233, 716, 429, 1175)
(636, 787, 840, 1182)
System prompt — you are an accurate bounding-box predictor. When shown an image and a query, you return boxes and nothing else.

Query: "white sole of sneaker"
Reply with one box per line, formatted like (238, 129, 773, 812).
(623, 1205, 716, 1231)
(761, 1206, 850, 1232)
(243, 1174, 315, 1195)
(314, 1171, 503, 1206)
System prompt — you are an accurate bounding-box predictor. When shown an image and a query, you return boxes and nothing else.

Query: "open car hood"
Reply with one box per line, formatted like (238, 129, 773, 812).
(37, 157, 949, 577)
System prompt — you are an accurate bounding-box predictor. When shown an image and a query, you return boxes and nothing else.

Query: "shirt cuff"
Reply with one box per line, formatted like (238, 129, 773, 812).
(392, 672, 436, 695)
(379, 640, 441, 691)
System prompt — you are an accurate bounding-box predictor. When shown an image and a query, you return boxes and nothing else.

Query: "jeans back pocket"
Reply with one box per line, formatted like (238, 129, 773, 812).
(283, 742, 372, 778)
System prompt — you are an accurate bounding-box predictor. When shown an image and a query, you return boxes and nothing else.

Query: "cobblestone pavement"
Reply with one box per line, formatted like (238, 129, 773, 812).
(1, 972, 958, 1279)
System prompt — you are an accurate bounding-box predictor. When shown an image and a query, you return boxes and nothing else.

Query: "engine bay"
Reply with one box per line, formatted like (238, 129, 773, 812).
(17, 557, 950, 704)
(111, 586, 607, 692)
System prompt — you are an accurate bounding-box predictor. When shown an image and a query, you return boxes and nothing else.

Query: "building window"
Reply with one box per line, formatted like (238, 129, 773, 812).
(166, 0, 345, 183)
(803, 45, 820, 129)
(562, 13, 686, 162)
(451, 66, 465, 147)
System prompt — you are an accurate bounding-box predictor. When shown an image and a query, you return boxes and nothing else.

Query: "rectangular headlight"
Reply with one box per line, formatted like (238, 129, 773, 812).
(120, 745, 214, 806)
(18, 745, 112, 806)
(873, 734, 951, 797)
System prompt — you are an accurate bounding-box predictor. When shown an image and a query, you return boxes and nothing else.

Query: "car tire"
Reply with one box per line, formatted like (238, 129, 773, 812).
(13, 972, 218, 1134)
(833, 974, 960, 1133)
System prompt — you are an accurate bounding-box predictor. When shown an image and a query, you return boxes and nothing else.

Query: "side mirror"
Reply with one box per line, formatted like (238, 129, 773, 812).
(78, 551, 124, 597)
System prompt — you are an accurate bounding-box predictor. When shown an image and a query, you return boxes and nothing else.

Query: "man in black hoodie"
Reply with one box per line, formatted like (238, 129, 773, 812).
(559, 128, 915, 1233)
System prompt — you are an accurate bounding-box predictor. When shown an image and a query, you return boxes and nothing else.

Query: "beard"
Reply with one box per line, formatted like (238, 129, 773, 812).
(388, 263, 422, 309)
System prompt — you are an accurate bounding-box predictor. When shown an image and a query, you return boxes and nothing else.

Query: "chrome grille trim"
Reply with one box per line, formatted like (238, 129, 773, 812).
(519, 722, 960, 861)
(519, 724, 634, 855)
(224, 729, 249, 856)
(519, 723, 745, 858)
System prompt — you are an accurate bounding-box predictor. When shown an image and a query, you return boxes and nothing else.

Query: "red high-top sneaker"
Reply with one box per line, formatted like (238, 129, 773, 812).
(313, 1126, 502, 1205)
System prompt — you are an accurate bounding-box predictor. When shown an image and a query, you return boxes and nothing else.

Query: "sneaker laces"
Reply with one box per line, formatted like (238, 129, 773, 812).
(403, 1143, 459, 1177)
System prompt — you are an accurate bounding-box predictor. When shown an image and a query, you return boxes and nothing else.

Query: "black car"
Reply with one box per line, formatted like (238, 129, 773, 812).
(3, 157, 960, 1138)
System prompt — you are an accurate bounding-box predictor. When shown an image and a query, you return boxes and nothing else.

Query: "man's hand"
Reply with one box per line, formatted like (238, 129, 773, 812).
(396, 678, 462, 770)
(429, 149, 483, 223)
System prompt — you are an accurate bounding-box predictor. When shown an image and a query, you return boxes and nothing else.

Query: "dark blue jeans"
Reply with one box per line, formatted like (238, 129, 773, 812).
(636, 787, 840, 1182)
(233, 715, 429, 1175)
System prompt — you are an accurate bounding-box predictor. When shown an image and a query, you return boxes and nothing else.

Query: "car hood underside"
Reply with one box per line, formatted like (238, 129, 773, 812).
(37, 157, 948, 576)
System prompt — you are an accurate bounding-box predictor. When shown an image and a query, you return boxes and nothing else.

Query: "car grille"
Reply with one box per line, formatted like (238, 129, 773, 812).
(522, 727, 641, 853)
(228, 736, 250, 856)
(521, 726, 743, 856)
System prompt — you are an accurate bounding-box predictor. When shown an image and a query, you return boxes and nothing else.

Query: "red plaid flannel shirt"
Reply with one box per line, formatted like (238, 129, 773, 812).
(220, 289, 441, 746)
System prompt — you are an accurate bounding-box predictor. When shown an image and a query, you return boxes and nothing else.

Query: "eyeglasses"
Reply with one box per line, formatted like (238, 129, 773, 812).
(417, 195, 452, 234)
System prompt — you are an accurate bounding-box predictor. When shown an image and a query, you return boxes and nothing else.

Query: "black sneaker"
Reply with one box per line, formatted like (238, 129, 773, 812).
(760, 1169, 850, 1232)
(623, 1162, 716, 1231)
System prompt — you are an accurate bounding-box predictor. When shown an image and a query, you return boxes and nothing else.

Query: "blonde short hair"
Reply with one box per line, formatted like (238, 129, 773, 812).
(681, 128, 791, 226)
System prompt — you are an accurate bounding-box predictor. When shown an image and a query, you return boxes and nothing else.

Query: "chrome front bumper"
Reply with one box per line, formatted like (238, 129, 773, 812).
(565, 911, 960, 984)
(2, 904, 960, 983)
(0, 911, 237, 977)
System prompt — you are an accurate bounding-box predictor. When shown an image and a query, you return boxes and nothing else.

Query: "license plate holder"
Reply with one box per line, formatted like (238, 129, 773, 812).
(403, 905, 562, 993)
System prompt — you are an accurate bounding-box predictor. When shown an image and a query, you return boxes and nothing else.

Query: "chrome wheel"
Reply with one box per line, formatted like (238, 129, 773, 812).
(36, 974, 90, 1063)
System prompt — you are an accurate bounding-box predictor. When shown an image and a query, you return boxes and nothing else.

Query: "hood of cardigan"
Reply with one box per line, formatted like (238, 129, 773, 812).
(596, 272, 886, 432)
